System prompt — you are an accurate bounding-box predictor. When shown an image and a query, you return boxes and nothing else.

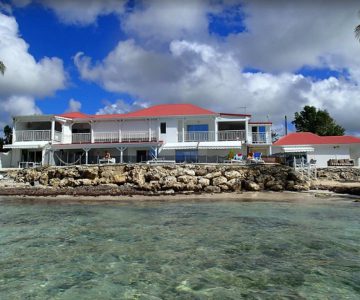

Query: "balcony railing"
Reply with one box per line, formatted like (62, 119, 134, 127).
(16, 130, 51, 142)
(178, 130, 246, 142)
(72, 133, 91, 144)
(250, 132, 271, 144)
(71, 131, 158, 144)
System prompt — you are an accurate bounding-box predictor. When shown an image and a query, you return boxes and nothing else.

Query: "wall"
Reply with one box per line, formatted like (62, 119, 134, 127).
(307, 145, 350, 167)
(0, 151, 12, 168)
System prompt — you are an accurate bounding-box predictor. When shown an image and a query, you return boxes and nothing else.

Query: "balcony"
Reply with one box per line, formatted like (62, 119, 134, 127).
(178, 130, 246, 142)
(250, 132, 272, 144)
(70, 131, 158, 144)
(15, 130, 63, 142)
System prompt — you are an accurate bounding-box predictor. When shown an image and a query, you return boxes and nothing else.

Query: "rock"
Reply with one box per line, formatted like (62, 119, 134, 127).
(205, 171, 222, 179)
(39, 173, 49, 185)
(160, 176, 177, 188)
(78, 179, 93, 186)
(49, 178, 61, 188)
(177, 175, 196, 184)
(204, 186, 221, 193)
(227, 178, 242, 191)
(195, 168, 207, 176)
(269, 184, 283, 191)
(224, 170, 241, 179)
(81, 168, 98, 180)
(184, 169, 195, 176)
(244, 181, 260, 191)
(113, 174, 126, 184)
(219, 184, 229, 191)
(198, 177, 210, 187)
(212, 176, 227, 186)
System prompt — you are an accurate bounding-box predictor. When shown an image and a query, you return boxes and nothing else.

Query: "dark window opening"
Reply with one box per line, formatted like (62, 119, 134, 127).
(160, 122, 166, 134)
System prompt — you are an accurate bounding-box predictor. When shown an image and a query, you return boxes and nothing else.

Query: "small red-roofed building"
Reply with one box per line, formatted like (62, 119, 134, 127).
(272, 132, 360, 167)
(2, 103, 273, 167)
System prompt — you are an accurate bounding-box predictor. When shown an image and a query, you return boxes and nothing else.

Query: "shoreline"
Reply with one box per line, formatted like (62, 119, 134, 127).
(1, 190, 359, 205)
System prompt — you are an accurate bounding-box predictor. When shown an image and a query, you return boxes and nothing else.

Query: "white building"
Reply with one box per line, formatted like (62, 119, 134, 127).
(272, 132, 360, 167)
(2, 103, 272, 168)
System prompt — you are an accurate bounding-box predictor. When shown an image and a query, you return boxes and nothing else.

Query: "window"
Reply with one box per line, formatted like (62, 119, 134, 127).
(160, 122, 166, 134)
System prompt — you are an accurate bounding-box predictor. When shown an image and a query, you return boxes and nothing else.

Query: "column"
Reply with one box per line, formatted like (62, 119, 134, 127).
(12, 119, 16, 143)
(182, 118, 185, 142)
(51, 119, 55, 142)
(148, 119, 151, 141)
(214, 119, 218, 142)
(90, 121, 94, 143)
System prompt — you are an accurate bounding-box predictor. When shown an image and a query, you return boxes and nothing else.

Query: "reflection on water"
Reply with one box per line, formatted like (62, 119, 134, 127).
(0, 199, 359, 299)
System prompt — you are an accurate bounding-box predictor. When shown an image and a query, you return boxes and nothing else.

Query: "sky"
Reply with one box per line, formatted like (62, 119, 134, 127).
(0, 0, 360, 135)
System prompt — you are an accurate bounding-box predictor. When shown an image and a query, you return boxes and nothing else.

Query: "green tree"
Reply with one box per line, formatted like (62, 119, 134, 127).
(3, 125, 12, 144)
(292, 105, 345, 136)
(0, 61, 5, 75)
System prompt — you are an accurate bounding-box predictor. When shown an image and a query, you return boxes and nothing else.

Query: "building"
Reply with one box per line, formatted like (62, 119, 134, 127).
(272, 132, 360, 167)
(1, 103, 272, 168)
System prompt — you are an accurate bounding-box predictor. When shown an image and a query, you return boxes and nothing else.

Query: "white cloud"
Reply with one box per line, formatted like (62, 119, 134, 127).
(0, 13, 66, 125)
(11, 0, 126, 25)
(75, 38, 360, 133)
(66, 98, 82, 112)
(96, 99, 149, 115)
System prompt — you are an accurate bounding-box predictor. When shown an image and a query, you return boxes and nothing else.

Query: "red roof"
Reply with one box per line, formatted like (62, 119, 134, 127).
(58, 112, 90, 119)
(57, 104, 216, 120)
(274, 132, 360, 146)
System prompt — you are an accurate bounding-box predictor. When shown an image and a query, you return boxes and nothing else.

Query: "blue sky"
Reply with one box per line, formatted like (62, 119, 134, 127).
(0, 0, 360, 134)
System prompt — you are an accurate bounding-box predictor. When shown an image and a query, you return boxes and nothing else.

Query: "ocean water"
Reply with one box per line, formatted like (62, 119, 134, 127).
(0, 198, 359, 299)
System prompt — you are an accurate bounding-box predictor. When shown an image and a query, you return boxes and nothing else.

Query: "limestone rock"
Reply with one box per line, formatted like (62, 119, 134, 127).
(177, 175, 196, 184)
(198, 177, 210, 187)
(161, 176, 177, 188)
(212, 176, 227, 186)
(224, 170, 241, 180)
(204, 186, 221, 193)
(244, 181, 260, 191)
(113, 174, 126, 184)
(227, 178, 242, 191)
(205, 171, 222, 179)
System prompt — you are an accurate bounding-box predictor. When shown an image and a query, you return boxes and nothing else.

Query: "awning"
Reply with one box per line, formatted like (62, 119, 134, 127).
(282, 146, 314, 153)
(198, 141, 242, 149)
(3, 142, 49, 149)
(162, 142, 198, 150)
(162, 141, 242, 150)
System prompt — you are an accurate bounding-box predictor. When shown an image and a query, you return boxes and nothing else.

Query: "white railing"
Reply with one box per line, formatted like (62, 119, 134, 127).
(16, 130, 51, 142)
(250, 132, 271, 144)
(72, 133, 91, 144)
(178, 130, 246, 142)
(70, 131, 158, 144)
(94, 132, 119, 143)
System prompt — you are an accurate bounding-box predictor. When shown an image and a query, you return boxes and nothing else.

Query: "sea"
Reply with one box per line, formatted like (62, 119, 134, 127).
(0, 197, 359, 299)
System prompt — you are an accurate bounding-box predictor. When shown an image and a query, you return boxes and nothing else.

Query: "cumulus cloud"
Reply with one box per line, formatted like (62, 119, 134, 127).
(75, 37, 360, 133)
(66, 98, 82, 112)
(11, 0, 126, 25)
(0, 13, 66, 125)
(96, 99, 149, 115)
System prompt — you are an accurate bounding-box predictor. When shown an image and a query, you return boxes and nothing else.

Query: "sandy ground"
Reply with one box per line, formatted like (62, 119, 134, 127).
(0, 190, 358, 205)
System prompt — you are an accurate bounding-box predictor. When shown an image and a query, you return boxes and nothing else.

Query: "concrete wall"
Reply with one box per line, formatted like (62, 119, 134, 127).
(0, 151, 12, 168)
(307, 145, 350, 167)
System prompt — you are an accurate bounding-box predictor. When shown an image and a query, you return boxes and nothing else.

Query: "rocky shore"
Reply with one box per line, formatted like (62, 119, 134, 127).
(1, 164, 360, 197)
(0, 164, 310, 197)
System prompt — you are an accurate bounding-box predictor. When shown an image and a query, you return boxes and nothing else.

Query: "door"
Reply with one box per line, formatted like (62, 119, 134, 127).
(136, 150, 147, 162)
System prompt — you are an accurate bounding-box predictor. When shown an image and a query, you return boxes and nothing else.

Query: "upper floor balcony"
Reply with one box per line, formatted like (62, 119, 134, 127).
(177, 130, 271, 144)
(16, 130, 62, 143)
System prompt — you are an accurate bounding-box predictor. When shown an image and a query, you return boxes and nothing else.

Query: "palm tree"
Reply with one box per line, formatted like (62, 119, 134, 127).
(356, 24, 360, 41)
(0, 61, 5, 75)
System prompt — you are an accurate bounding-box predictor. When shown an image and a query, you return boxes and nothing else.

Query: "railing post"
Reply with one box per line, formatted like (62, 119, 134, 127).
(51, 120, 55, 142)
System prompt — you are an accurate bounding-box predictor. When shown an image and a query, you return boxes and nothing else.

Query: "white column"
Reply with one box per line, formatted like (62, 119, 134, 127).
(214, 119, 218, 142)
(148, 119, 151, 141)
(157, 119, 161, 141)
(246, 119, 251, 144)
(119, 121, 122, 142)
(51, 119, 55, 142)
(182, 118, 185, 142)
(84, 148, 90, 164)
(90, 121, 94, 143)
(12, 120, 16, 143)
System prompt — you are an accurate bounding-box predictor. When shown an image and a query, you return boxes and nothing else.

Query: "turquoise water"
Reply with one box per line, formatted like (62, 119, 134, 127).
(0, 199, 359, 299)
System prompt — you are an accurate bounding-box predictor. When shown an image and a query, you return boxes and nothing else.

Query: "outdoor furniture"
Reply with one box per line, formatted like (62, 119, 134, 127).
(248, 152, 265, 164)
(18, 162, 42, 168)
(327, 159, 354, 167)
(98, 158, 116, 164)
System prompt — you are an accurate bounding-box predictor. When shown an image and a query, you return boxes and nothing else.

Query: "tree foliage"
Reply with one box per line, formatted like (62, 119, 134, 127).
(0, 61, 5, 75)
(292, 106, 345, 136)
(0, 125, 12, 151)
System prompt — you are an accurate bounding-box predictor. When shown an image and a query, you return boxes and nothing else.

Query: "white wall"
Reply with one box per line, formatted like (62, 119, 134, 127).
(0, 151, 12, 168)
(308, 145, 350, 167)
(349, 145, 360, 166)
(62, 122, 73, 143)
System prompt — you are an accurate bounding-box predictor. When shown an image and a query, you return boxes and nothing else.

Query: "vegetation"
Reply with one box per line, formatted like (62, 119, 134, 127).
(292, 106, 345, 136)
(227, 149, 235, 160)
(356, 23, 360, 41)
(0, 60, 5, 75)
(0, 125, 12, 151)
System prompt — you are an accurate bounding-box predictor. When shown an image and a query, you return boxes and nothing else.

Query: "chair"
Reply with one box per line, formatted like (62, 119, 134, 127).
(250, 152, 265, 164)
